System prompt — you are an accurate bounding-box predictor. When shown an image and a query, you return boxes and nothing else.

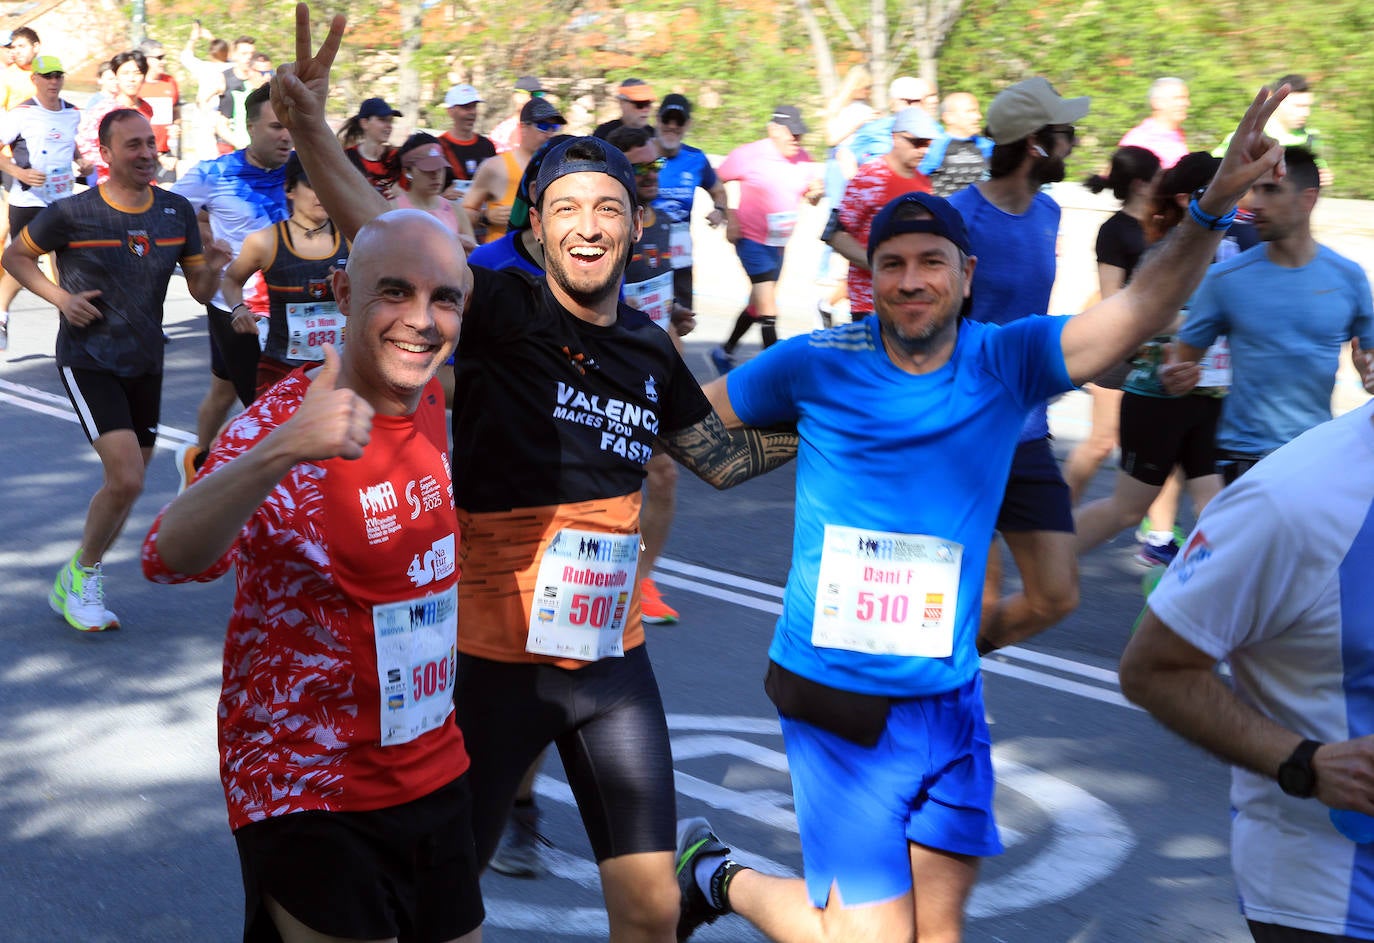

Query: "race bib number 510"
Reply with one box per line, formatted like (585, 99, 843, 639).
(812, 524, 963, 658)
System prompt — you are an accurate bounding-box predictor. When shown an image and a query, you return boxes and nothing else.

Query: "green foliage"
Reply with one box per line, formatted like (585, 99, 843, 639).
(145, 0, 1374, 195)
(940, 0, 1374, 196)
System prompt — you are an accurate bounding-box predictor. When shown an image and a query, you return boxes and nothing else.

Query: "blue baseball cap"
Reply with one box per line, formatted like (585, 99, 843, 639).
(531, 135, 639, 209)
(866, 191, 971, 263)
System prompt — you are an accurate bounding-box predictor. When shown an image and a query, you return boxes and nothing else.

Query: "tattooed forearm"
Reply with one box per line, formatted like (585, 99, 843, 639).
(660, 410, 799, 490)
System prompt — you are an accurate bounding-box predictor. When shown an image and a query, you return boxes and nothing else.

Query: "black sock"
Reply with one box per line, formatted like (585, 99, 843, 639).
(760, 317, 778, 348)
(723, 308, 754, 352)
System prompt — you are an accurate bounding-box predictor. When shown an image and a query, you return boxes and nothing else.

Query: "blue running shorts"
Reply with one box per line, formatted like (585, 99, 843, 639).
(735, 238, 784, 284)
(779, 673, 1003, 908)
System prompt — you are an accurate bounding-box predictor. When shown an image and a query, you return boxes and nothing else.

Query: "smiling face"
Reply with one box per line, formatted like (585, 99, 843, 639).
(334, 212, 470, 415)
(871, 229, 974, 360)
(100, 112, 158, 190)
(531, 171, 641, 314)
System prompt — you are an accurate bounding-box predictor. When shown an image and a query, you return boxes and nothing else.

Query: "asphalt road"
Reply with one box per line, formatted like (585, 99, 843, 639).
(2, 187, 1369, 941)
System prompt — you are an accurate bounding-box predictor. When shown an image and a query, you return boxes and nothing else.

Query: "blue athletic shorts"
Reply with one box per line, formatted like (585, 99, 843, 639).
(735, 238, 784, 283)
(779, 673, 1002, 908)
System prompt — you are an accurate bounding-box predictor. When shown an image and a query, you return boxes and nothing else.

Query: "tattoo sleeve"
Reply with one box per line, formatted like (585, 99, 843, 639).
(659, 410, 799, 490)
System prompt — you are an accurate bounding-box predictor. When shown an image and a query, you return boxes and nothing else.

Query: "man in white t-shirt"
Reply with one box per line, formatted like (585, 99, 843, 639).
(0, 54, 90, 348)
(1122, 401, 1374, 942)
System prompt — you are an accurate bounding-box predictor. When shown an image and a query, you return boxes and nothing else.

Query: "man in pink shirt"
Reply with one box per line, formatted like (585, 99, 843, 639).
(1118, 77, 1189, 169)
(826, 107, 938, 319)
(710, 105, 823, 373)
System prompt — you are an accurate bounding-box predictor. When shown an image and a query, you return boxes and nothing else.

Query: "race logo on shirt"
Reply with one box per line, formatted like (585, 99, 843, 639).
(1174, 530, 1212, 584)
(551, 381, 658, 465)
(306, 277, 329, 300)
(645, 375, 658, 403)
(127, 231, 151, 257)
(405, 475, 447, 520)
(359, 480, 402, 544)
(406, 534, 457, 587)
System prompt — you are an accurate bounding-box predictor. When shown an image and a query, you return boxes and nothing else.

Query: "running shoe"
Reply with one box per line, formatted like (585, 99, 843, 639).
(1135, 538, 1180, 568)
(488, 802, 550, 878)
(708, 346, 735, 377)
(640, 577, 679, 625)
(675, 817, 734, 941)
(1135, 517, 1187, 544)
(49, 556, 119, 632)
(175, 443, 204, 494)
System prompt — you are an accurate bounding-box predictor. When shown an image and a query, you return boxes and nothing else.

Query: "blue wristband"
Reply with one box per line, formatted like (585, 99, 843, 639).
(1188, 195, 1237, 231)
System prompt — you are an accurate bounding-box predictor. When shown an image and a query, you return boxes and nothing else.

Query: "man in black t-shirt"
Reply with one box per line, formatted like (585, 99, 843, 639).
(3, 110, 228, 632)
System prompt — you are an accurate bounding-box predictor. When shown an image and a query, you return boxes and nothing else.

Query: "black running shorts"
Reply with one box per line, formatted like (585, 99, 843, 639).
(233, 776, 484, 943)
(455, 643, 676, 865)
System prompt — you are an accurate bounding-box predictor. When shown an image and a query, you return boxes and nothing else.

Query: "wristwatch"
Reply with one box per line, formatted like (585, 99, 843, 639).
(1277, 739, 1324, 798)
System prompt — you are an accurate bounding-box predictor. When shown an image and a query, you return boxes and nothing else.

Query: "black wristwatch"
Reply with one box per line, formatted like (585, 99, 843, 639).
(1277, 739, 1324, 798)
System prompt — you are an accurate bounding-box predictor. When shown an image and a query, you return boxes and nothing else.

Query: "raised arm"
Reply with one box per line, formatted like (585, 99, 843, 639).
(271, 4, 389, 240)
(152, 345, 374, 574)
(658, 377, 798, 490)
(1059, 86, 1289, 384)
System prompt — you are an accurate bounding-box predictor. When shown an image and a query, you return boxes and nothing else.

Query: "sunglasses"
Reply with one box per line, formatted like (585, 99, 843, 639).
(898, 134, 933, 148)
(633, 157, 665, 176)
(621, 98, 654, 109)
(1043, 124, 1076, 142)
(533, 121, 564, 133)
(37, 72, 64, 79)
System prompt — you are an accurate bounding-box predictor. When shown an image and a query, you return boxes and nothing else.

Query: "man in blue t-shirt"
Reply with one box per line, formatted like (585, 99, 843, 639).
(671, 87, 1293, 943)
(651, 93, 726, 311)
(1171, 146, 1374, 485)
(947, 76, 1089, 655)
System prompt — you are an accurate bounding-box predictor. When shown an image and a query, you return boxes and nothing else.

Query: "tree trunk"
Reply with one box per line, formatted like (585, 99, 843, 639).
(795, 0, 837, 103)
(396, 0, 423, 139)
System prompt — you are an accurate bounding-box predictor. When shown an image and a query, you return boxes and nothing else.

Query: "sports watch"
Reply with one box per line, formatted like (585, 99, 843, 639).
(1277, 739, 1324, 798)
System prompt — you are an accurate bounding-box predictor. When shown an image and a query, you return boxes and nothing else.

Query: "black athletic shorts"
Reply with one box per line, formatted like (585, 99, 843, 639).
(995, 436, 1074, 533)
(1119, 392, 1221, 487)
(1247, 919, 1363, 942)
(58, 366, 161, 447)
(672, 266, 693, 311)
(8, 203, 43, 242)
(455, 643, 676, 865)
(207, 302, 262, 407)
(234, 775, 483, 943)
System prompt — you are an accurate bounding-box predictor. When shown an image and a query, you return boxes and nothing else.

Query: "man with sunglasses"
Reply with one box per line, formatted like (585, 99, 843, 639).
(594, 77, 655, 141)
(653, 93, 727, 315)
(947, 77, 1090, 655)
(0, 53, 91, 350)
(825, 107, 939, 321)
(462, 96, 564, 244)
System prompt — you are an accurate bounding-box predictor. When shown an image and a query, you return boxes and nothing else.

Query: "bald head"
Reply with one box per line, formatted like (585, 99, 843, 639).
(336, 210, 472, 413)
(940, 92, 982, 139)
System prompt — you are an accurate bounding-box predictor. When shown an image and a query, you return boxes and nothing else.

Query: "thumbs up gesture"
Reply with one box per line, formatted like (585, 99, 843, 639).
(281, 343, 374, 461)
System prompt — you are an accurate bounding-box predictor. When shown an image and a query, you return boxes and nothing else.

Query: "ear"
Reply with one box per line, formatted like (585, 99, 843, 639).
(331, 268, 351, 317)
